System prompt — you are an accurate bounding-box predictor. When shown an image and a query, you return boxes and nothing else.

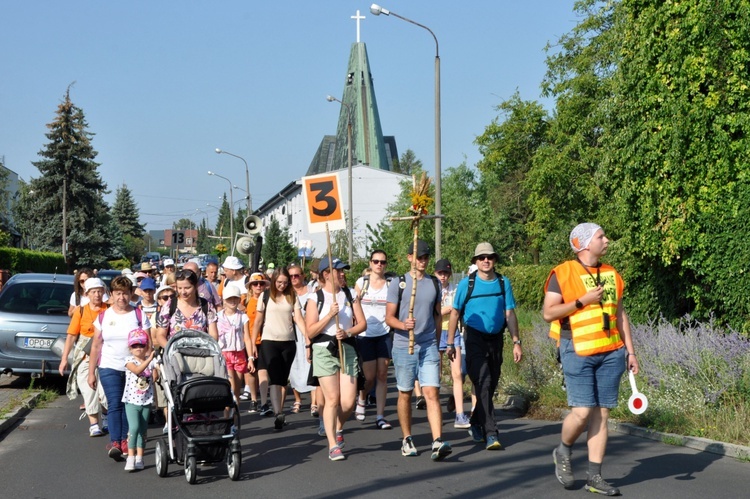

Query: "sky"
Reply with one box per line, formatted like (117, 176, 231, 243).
(0, 0, 580, 231)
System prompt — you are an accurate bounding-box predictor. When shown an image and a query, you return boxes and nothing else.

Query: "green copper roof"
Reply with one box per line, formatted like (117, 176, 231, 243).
(307, 42, 398, 175)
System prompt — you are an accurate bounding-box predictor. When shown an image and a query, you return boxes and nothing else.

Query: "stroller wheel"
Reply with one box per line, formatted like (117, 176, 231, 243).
(185, 456, 197, 484)
(227, 451, 241, 481)
(155, 439, 169, 477)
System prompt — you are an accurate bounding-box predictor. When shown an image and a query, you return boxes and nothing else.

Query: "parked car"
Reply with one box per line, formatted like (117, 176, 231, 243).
(0, 273, 74, 377)
(96, 269, 122, 291)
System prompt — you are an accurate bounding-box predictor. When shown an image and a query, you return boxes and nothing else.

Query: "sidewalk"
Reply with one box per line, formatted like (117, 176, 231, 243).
(0, 374, 42, 437)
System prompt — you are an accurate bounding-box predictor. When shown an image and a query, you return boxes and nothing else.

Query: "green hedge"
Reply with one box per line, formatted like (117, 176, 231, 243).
(0, 248, 67, 275)
(498, 264, 554, 311)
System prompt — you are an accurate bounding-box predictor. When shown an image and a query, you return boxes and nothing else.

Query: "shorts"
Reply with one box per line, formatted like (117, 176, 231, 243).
(559, 338, 626, 408)
(391, 343, 440, 392)
(312, 340, 359, 378)
(259, 340, 296, 386)
(356, 334, 392, 362)
(438, 330, 464, 350)
(222, 350, 249, 374)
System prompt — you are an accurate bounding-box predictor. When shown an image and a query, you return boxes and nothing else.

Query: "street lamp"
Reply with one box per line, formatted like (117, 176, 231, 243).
(215, 149, 252, 214)
(207, 170, 235, 254)
(327, 94, 354, 263)
(370, 3, 442, 259)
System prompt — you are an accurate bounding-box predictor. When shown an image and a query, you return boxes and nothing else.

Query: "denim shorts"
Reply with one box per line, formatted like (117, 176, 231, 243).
(391, 343, 441, 391)
(438, 330, 463, 350)
(357, 334, 392, 362)
(559, 338, 626, 408)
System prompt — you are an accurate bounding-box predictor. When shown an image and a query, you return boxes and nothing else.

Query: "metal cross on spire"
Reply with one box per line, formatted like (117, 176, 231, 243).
(351, 9, 365, 42)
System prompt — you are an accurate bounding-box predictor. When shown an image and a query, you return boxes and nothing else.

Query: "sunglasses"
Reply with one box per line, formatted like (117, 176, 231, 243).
(158, 294, 175, 300)
(476, 255, 495, 261)
(130, 344, 147, 349)
(371, 259, 387, 265)
(176, 269, 195, 279)
(289, 274, 303, 278)
(250, 282, 265, 286)
(79, 280, 86, 284)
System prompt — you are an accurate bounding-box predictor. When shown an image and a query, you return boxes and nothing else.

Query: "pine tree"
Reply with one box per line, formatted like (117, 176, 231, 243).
(111, 184, 145, 238)
(261, 218, 297, 268)
(27, 87, 113, 270)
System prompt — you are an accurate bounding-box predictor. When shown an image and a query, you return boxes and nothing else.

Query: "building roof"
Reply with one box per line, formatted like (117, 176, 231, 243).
(306, 42, 398, 175)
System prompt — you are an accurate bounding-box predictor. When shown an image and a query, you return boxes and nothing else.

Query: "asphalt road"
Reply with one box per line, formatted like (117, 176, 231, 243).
(1, 384, 749, 498)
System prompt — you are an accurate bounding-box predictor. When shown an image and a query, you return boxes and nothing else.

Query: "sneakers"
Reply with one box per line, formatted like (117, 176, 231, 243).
(553, 448, 575, 489)
(247, 400, 259, 414)
(355, 400, 366, 421)
(415, 396, 426, 410)
(239, 389, 251, 401)
(335, 430, 345, 449)
(468, 424, 485, 443)
(401, 436, 418, 457)
(121, 439, 129, 456)
(485, 433, 502, 450)
(134, 457, 144, 471)
(107, 441, 123, 461)
(100, 414, 108, 433)
(259, 403, 273, 417)
(162, 423, 170, 435)
(317, 419, 326, 437)
(274, 413, 285, 430)
(124, 456, 135, 472)
(454, 413, 471, 429)
(375, 418, 392, 430)
(586, 474, 621, 496)
(328, 445, 345, 461)
(89, 423, 103, 437)
(431, 439, 452, 461)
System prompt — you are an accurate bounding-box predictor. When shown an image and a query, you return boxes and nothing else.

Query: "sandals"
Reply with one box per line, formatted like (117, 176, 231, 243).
(311, 404, 319, 418)
(291, 402, 301, 414)
(376, 418, 392, 430)
(355, 400, 366, 422)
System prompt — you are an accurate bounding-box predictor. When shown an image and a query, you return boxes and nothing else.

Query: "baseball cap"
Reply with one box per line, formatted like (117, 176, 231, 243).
(223, 285, 242, 299)
(139, 277, 156, 291)
(407, 239, 431, 257)
(318, 257, 350, 272)
(128, 328, 149, 347)
(434, 259, 452, 273)
(163, 258, 175, 267)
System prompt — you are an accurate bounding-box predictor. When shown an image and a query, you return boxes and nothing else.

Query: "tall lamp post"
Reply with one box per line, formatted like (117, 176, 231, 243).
(370, 3, 442, 259)
(215, 149, 252, 214)
(207, 171, 235, 254)
(326, 94, 354, 263)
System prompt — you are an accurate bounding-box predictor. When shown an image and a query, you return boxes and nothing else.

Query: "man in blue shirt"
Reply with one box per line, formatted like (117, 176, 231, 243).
(447, 242, 522, 450)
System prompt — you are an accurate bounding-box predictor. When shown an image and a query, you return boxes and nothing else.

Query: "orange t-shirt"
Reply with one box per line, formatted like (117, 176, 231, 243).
(246, 295, 262, 345)
(67, 304, 109, 338)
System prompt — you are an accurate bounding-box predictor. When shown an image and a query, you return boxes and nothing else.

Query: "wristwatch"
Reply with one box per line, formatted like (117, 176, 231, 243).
(513, 339, 522, 345)
(575, 299, 584, 309)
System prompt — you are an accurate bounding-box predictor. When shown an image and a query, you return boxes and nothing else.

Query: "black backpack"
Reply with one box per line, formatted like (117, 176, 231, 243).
(395, 273, 441, 318)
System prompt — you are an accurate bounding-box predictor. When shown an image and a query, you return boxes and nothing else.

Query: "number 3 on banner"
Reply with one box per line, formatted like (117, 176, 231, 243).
(302, 173, 346, 233)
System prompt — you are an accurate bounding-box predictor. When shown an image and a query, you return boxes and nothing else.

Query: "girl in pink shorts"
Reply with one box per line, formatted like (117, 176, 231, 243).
(218, 285, 250, 404)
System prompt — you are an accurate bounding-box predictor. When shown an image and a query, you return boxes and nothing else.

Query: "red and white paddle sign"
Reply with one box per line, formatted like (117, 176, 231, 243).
(627, 370, 648, 415)
(301, 173, 346, 233)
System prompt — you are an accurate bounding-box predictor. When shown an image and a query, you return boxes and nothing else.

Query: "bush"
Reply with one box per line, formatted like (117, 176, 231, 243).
(498, 264, 553, 311)
(0, 247, 66, 274)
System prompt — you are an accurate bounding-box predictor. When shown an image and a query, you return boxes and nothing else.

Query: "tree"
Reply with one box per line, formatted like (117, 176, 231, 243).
(475, 93, 549, 264)
(0, 156, 10, 236)
(26, 87, 114, 270)
(111, 184, 145, 262)
(392, 149, 422, 176)
(213, 194, 231, 243)
(261, 218, 297, 268)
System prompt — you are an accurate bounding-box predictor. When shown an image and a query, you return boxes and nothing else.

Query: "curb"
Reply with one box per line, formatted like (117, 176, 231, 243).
(0, 391, 43, 437)
(608, 420, 750, 460)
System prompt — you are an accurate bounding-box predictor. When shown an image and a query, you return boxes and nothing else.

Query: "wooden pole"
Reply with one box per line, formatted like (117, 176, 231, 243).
(407, 221, 419, 355)
(325, 224, 344, 368)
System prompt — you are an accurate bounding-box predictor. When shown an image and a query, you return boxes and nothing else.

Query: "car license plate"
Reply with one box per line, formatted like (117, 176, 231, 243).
(25, 337, 55, 349)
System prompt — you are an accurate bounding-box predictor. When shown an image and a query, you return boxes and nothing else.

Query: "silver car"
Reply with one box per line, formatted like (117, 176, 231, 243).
(0, 273, 74, 376)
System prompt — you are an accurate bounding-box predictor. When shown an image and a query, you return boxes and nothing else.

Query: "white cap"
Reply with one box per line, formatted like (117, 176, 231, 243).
(163, 258, 175, 267)
(121, 268, 133, 275)
(223, 284, 242, 299)
(83, 277, 106, 293)
(222, 256, 244, 270)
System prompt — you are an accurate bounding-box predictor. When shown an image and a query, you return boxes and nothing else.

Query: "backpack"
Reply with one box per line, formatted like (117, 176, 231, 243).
(98, 306, 143, 329)
(316, 286, 354, 315)
(395, 274, 441, 318)
(165, 296, 210, 335)
(458, 270, 506, 334)
(359, 274, 394, 300)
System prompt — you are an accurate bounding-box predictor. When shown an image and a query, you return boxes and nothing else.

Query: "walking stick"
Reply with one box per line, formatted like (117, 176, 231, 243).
(325, 223, 344, 368)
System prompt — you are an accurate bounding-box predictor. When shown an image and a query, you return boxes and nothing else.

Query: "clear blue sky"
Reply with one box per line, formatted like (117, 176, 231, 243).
(0, 1, 579, 230)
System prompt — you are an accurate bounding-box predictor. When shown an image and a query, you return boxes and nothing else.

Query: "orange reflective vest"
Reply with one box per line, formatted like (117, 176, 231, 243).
(545, 260, 624, 356)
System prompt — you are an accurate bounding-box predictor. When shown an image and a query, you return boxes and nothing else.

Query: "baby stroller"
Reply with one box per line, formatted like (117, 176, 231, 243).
(154, 329, 241, 484)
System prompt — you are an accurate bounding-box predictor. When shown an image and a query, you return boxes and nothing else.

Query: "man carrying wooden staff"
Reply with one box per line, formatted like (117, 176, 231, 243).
(386, 239, 452, 461)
